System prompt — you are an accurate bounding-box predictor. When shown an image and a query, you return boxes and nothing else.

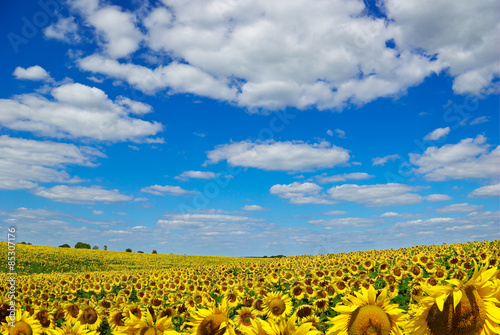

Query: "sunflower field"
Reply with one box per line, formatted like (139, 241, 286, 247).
(1, 240, 500, 335)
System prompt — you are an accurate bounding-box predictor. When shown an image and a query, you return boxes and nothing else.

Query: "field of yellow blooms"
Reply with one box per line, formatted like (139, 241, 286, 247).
(1, 240, 500, 335)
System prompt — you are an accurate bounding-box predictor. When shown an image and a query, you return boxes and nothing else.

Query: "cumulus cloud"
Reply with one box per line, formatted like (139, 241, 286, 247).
(425, 194, 452, 202)
(270, 182, 336, 205)
(327, 183, 423, 206)
(468, 183, 500, 198)
(140, 185, 197, 196)
(206, 140, 349, 171)
(242, 205, 269, 211)
(435, 203, 483, 213)
(13, 66, 51, 81)
(33, 185, 132, 203)
(157, 211, 263, 230)
(372, 154, 399, 166)
(0, 135, 103, 190)
(175, 171, 218, 181)
(0, 83, 163, 142)
(424, 127, 450, 140)
(308, 217, 377, 229)
(410, 135, 500, 181)
(44, 17, 80, 42)
(315, 172, 374, 184)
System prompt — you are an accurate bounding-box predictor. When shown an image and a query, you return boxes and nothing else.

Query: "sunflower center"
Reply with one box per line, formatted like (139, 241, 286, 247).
(197, 313, 228, 335)
(83, 308, 98, 324)
(136, 326, 161, 335)
(241, 314, 253, 326)
(347, 305, 392, 335)
(269, 298, 286, 316)
(36, 311, 51, 328)
(114, 312, 125, 327)
(426, 285, 486, 335)
(12, 321, 33, 335)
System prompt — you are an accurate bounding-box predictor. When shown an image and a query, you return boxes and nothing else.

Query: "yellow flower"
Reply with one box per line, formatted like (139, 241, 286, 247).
(264, 292, 293, 320)
(49, 321, 97, 335)
(326, 286, 406, 335)
(407, 263, 500, 335)
(259, 314, 320, 335)
(185, 305, 235, 335)
(2, 308, 43, 335)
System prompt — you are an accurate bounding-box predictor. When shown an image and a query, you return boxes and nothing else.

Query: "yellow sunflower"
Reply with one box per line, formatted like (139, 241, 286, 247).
(77, 303, 103, 331)
(264, 292, 293, 320)
(49, 321, 97, 335)
(259, 314, 320, 335)
(185, 302, 235, 335)
(406, 263, 500, 335)
(108, 309, 127, 333)
(2, 308, 43, 335)
(233, 307, 259, 333)
(326, 286, 406, 335)
(33, 306, 55, 332)
(120, 308, 178, 335)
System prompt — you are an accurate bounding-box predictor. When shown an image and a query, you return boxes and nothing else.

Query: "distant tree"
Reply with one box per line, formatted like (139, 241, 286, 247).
(92, 245, 99, 250)
(20, 242, 27, 245)
(59, 244, 71, 248)
(75, 242, 91, 249)
(152, 250, 157, 254)
(137, 251, 144, 253)
(103, 245, 108, 251)
(126, 248, 132, 252)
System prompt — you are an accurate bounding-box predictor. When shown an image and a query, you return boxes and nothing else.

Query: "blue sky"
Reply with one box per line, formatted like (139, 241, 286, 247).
(0, 0, 498, 256)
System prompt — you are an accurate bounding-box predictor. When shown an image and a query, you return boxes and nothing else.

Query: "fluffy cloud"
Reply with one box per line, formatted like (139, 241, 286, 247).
(175, 171, 218, 181)
(372, 154, 399, 166)
(33, 185, 132, 203)
(315, 172, 373, 184)
(206, 140, 349, 171)
(44, 17, 80, 42)
(13, 66, 51, 81)
(435, 203, 483, 213)
(157, 210, 262, 230)
(308, 217, 377, 229)
(424, 127, 450, 140)
(327, 183, 422, 206)
(242, 205, 269, 211)
(383, 0, 499, 95)
(425, 194, 452, 202)
(0, 135, 103, 190)
(468, 183, 500, 198)
(140, 185, 197, 196)
(270, 182, 336, 205)
(0, 83, 163, 142)
(410, 135, 500, 181)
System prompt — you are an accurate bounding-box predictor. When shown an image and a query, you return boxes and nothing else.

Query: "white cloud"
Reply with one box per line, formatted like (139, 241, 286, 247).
(242, 205, 269, 211)
(44, 17, 80, 42)
(92, 210, 104, 215)
(13, 66, 51, 81)
(372, 154, 399, 166)
(424, 127, 450, 140)
(327, 183, 423, 206)
(435, 203, 483, 213)
(78, 55, 237, 99)
(157, 211, 262, 230)
(0, 135, 103, 190)
(383, 0, 499, 96)
(334, 129, 346, 138)
(175, 170, 218, 181)
(322, 210, 348, 215)
(0, 83, 163, 142)
(469, 116, 489, 125)
(425, 194, 452, 202)
(206, 140, 349, 171)
(410, 135, 500, 181)
(140, 185, 197, 196)
(316, 172, 374, 184)
(380, 212, 402, 218)
(326, 129, 334, 137)
(308, 217, 376, 228)
(395, 217, 454, 228)
(469, 183, 500, 198)
(270, 182, 336, 205)
(33, 185, 132, 203)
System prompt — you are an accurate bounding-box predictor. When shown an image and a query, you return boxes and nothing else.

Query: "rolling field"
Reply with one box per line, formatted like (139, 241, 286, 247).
(1, 240, 499, 335)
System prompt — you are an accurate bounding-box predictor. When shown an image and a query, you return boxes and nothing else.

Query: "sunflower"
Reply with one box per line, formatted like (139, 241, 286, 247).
(120, 308, 178, 335)
(233, 307, 259, 333)
(295, 305, 315, 323)
(2, 308, 43, 335)
(259, 314, 320, 335)
(326, 286, 406, 335)
(50, 320, 98, 335)
(108, 309, 127, 333)
(78, 303, 102, 331)
(33, 306, 55, 332)
(264, 292, 293, 320)
(406, 263, 500, 335)
(185, 303, 235, 335)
